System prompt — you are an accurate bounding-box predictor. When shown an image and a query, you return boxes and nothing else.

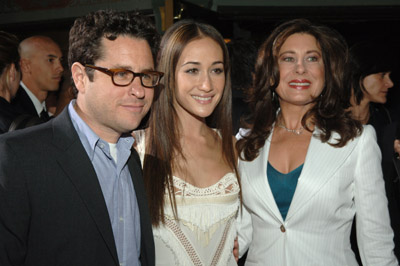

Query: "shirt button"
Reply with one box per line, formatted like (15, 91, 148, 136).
(280, 225, 286, 233)
(99, 143, 104, 149)
(119, 217, 124, 222)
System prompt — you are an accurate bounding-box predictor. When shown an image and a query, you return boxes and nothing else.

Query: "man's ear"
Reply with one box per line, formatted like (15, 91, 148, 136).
(71, 62, 88, 94)
(19, 58, 30, 74)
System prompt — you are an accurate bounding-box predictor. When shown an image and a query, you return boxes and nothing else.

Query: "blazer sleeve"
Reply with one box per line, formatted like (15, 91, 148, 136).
(237, 159, 253, 258)
(237, 201, 253, 258)
(0, 139, 30, 265)
(354, 125, 399, 266)
(236, 128, 254, 257)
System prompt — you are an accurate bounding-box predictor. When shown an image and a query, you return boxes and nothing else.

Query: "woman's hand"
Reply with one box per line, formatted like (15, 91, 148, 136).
(233, 237, 239, 262)
(394, 139, 400, 159)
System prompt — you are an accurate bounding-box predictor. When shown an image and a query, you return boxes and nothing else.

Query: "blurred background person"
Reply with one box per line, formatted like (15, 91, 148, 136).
(0, 31, 21, 133)
(348, 41, 400, 261)
(45, 69, 76, 117)
(348, 41, 395, 144)
(227, 39, 257, 134)
(12, 35, 63, 121)
(134, 20, 240, 265)
(236, 19, 397, 265)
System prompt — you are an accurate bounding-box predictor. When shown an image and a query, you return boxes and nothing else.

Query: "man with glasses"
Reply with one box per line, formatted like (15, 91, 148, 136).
(0, 10, 162, 266)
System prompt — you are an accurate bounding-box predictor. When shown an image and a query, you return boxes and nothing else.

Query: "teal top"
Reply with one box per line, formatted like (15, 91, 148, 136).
(267, 162, 303, 221)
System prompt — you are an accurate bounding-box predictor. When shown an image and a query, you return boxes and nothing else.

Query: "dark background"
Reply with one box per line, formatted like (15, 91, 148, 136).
(1, 0, 399, 114)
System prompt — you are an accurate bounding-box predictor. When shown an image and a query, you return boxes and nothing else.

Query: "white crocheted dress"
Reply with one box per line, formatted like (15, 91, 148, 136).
(134, 130, 239, 266)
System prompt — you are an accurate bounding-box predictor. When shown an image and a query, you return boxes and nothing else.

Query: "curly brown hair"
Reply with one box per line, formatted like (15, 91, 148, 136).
(237, 18, 362, 161)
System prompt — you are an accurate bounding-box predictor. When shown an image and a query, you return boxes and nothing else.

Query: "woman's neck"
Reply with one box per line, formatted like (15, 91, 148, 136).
(349, 97, 370, 125)
(278, 103, 314, 130)
(176, 109, 210, 138)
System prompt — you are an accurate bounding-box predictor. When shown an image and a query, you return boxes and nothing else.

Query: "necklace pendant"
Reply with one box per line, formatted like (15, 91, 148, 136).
(293, 129, 302, 135)
(278, 123, 304, 135)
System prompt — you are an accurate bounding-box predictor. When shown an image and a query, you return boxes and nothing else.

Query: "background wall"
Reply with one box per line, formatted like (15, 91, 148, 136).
(1, 0, 399, 112)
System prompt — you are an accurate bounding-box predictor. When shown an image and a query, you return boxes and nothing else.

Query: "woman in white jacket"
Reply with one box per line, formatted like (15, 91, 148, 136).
(236, 18, 398, 266)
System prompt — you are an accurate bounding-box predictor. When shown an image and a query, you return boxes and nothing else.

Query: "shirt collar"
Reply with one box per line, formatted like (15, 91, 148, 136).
(68, 100, 101, 161)
(20, 81, 46, 116)
(68, 100, 135, 161)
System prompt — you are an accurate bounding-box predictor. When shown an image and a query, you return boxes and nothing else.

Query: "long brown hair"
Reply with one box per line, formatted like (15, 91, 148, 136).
(237, 18, 362, 161)
(143, 20, 239, 226)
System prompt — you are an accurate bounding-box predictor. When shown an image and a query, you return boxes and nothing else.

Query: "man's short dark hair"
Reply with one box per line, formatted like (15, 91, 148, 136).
(68, 10, 160, 85)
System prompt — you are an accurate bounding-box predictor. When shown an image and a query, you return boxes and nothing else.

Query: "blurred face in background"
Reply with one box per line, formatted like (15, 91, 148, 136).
(28, 40, 64, 92)
(19, 36, 64, 98)
(362, 72, 394, 104)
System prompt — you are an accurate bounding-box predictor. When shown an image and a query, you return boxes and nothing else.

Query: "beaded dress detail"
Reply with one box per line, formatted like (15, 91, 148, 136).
(134, 130, 239, 266)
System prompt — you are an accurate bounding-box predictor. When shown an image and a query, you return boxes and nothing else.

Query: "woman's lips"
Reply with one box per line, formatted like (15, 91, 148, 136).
(192, 95, 213, 104)
(289, 79, 311, 89)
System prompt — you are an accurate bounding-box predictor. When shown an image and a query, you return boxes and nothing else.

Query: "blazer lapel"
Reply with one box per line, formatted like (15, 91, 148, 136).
(285, 128, 358, 221)
(244, 132, 283, 222)
(52, 109, 119, 265)
(12, 86, 38, 116)
(128, 148, 155, 266)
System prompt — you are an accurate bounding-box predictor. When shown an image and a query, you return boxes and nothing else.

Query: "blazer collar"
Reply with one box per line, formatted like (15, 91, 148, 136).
(285, 128, 358, 221)
(245, 126, 358, 223)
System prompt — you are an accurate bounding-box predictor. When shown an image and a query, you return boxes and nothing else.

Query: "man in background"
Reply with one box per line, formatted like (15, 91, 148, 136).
(12, 35, 63, 121)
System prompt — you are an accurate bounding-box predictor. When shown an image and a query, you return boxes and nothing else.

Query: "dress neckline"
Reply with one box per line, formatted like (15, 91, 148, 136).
(172, 172, 236, 190)
(268, 161, 304, 176)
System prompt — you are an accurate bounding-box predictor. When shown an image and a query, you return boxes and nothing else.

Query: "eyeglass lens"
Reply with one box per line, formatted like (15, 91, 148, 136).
(113, 70, 159, 87)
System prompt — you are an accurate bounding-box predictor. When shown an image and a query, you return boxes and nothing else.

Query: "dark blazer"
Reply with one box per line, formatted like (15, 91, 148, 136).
(382, 121, 400, 260)
(11, 85, 38, 117)
(0, 108, 155, 266)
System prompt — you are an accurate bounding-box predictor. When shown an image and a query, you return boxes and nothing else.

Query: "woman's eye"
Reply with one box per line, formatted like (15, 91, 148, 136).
(381, 72, 390, 78)
(185, 68, 198, 74)
(282, 57, 295, 62)
(212, 68, 224, 74)
(306, 56, 318, 62)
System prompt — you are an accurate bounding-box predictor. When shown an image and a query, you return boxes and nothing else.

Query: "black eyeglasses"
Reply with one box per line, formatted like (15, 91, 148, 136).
(85, 64, 163, 88)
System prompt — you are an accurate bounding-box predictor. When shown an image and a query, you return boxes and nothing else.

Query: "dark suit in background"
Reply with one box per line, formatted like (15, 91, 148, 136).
(11, 85, 38, 117)
(0, 109, 155, 266)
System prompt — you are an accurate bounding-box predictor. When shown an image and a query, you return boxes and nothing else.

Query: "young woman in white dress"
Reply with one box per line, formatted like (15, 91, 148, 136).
(134, 20, 240, 266)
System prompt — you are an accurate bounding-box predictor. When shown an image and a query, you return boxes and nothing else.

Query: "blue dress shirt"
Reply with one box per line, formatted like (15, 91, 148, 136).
(68, 101, 141, 266)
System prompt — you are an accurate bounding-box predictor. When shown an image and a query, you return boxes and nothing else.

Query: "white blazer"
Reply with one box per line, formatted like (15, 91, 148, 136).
(237, 125, 398, 266)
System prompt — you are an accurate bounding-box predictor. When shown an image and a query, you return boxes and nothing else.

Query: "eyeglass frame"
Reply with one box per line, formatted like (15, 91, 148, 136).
(84, 64, 164, 88)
